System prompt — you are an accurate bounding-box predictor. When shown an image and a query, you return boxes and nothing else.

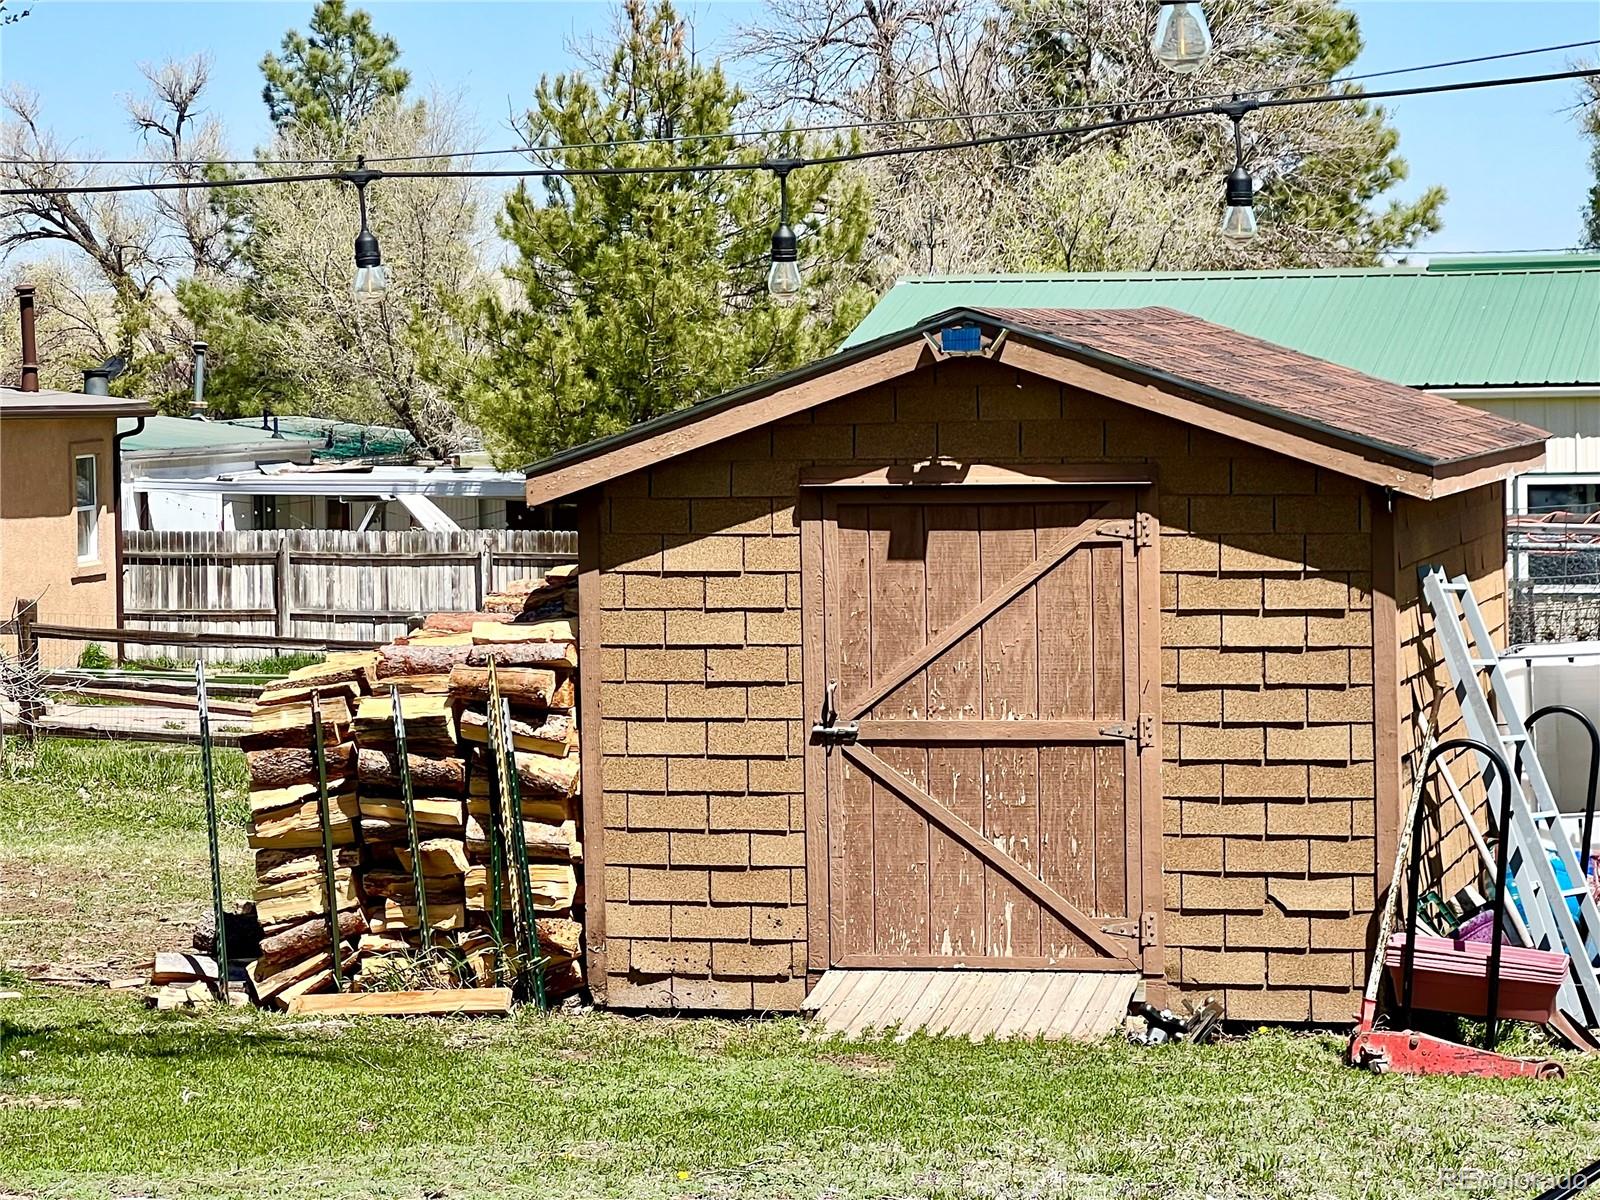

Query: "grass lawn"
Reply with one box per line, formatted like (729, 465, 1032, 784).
(4, 739, 1600, 1199)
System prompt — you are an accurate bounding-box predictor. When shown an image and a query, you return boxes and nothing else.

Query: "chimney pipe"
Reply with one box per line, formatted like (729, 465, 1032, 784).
(82, 367, 111, 397)
(16, 283, 38, 392)
(189, 341, 208, 419)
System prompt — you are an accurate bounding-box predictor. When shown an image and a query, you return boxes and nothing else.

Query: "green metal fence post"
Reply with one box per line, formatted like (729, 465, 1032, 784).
(389, 684, 431, 952)
(195, 659, 228, 1002)
(311, 692, 345, 989)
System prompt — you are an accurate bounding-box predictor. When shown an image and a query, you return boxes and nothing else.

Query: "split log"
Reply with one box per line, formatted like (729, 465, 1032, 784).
(356, 795, 464, 829)
(246, 793, 359, 850)
(447, 666, 572, 709)
(286, 987, 512, 1017)
(357, 931, 411, 957)
(357, 817, 408, 844)
(354, 693, 457, 754)
(464, 643, 577, 669)
(396, 838, 470, 878)
(247, 948, 338, 1004)
(247, 742, 356, 790)
(465, 791, 573, 824)
(279, 652, 378, 693)
(371, 899, 467, 933)
(459, 708, 572, 757)
(362, 870, 466, 904)
(252, 867, 359, 925)
(257, 909, 368, 974)
(251, 780, 354, 820)
(151, 952, 219, 986)
(254, 848, 359, 887)
(505, 749, 580, 799)
(257, 679, 361, 709)
(357, 748, 465, 794)
(466, 862, 577, 913)
(421, 611, 513, 633)
(464, 747, 580, 799)
(376, 644, 474, 678)
(472, 618, 576, 646)
(247, 696, 352, 747)
(536, 917, 583, 961)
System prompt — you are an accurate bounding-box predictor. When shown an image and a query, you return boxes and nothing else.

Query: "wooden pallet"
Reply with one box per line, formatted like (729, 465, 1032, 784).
(802, 969, 1138, 1042)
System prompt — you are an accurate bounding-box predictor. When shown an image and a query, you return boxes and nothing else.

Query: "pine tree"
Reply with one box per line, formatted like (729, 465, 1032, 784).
(469, 0, 873, 464)
(260, 0, 410, 141)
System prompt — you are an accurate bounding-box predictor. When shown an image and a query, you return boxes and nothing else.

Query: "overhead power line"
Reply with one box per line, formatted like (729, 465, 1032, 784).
(2, 37, 1595, 171)
(1, 64, 1592, 197)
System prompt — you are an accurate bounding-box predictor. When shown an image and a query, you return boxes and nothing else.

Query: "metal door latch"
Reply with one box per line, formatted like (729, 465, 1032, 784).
(811, 680, 859, 746)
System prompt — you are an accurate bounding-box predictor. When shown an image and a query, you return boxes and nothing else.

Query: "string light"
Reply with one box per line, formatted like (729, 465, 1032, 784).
(1219, 101, 1258, 245)
(767, 161, 802, 306)
(1152, 0, 1214, 76)
(0, 65, 1591, 302)
(348, 159, 389, 303)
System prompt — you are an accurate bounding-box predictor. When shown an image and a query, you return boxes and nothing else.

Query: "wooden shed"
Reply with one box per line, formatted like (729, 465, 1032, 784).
(526, 306, 1547, 1024)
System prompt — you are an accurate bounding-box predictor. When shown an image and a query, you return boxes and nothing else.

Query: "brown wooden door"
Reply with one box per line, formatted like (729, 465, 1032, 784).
(807, 488, 1157, 975)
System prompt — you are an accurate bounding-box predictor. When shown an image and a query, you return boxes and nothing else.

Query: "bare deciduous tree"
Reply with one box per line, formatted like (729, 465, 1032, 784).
(128, 56, 237, 276)
(739, 0, 1444, 276)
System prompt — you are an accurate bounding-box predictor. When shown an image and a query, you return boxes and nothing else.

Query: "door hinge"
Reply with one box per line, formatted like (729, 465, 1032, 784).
(1099, 712, 1155, 750)
(1097, 514, 1155, 549)
(1101, 912, 1161, 946)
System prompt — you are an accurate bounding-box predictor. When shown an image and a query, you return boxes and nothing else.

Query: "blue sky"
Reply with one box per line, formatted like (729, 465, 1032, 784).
(1, 0, 1596, 255)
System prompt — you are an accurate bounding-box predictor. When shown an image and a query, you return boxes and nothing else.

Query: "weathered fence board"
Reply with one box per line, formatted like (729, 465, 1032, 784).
(119, 528, 576, 661)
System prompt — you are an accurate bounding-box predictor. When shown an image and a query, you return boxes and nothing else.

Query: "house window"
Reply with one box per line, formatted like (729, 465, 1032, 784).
(252, 495, 279, 529)
(1526, 481, 1600, 516)
(74, 453, 99, 563)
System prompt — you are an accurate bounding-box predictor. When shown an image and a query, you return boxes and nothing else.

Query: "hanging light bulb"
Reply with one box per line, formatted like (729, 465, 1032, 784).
(766, 162, 802, 306)
(1221, 165, 1258, 244)
(1219, 103, 1259, 245)
(1151, 0, 1213, 75)
(349, 158, 389, 303)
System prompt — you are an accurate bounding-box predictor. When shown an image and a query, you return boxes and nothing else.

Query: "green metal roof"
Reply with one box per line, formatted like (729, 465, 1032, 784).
(120, 415, 306, 453)
(843, 259, 1600, 389)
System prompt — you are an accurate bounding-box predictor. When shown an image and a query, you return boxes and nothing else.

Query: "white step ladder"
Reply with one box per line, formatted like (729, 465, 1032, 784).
(1420, 565, 1600, 1027)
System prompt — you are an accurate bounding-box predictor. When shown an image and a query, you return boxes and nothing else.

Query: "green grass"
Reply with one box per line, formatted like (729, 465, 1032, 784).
(76, 643, 325, 677)
(5, 741, 1600, 1199)
(3, 988, 1600, 1199)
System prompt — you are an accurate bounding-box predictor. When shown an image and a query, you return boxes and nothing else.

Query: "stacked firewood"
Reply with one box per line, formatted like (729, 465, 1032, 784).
(240, 565, 584, 1008)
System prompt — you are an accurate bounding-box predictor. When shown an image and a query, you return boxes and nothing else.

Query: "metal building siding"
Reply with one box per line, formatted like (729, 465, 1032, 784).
(842, 266, 1600, 389)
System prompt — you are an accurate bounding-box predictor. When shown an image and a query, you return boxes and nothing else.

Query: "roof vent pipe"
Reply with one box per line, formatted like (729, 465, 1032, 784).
(189, 341, 208, 419)
(15, 283, 38, 392)
(82, 367, 111, 396)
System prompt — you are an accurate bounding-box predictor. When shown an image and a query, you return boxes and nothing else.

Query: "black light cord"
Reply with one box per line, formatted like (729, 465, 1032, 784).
(4, 38, 1596, 171)
(1, 65, 1593, 198)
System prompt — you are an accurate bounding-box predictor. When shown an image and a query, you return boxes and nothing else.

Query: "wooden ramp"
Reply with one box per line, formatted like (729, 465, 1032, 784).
(802, 969, 1139, 1042)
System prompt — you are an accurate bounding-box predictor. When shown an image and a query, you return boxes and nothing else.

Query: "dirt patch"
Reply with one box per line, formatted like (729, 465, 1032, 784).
(0, 1094, 83, 1110)
(0, 855, 206, 973)
(819, 1052, 895, 1077)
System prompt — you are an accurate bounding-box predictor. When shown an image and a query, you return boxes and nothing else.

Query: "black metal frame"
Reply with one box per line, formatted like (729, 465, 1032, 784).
(1516, 704, 1600, 874)
(1398, 738, 1516, 1048)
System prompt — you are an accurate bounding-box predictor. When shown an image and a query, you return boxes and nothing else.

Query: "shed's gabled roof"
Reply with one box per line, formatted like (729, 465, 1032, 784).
(843, 259, 1600, 389)
(982, 306, 1547, 466)
(524, 306, 1547, 505)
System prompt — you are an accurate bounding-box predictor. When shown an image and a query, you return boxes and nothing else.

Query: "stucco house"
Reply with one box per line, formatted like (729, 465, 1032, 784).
(0, 286, 152, 666)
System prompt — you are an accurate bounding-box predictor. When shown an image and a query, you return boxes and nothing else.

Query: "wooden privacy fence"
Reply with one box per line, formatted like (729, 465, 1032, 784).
(120, 529, 576, 659)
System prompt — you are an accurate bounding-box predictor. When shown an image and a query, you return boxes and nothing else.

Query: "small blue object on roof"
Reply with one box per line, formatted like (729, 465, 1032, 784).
(940, 324, 983, 354)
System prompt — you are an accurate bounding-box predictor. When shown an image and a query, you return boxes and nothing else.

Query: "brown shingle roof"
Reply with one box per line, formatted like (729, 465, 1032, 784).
(524, 302, 1549, 505)
(978, 306, 1548, 466)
